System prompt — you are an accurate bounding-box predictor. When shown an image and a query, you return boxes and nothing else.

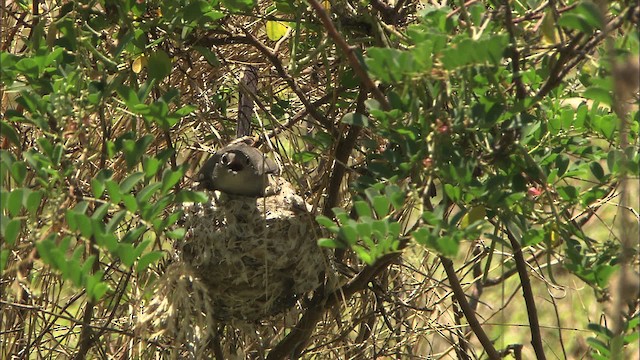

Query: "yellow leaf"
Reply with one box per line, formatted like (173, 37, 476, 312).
(460, 206, 486, 228)
(132, 56, 147, 74)
(266, 21, 289, 41)
(541, 10, 558, 44)
(323, 0, 331, 10)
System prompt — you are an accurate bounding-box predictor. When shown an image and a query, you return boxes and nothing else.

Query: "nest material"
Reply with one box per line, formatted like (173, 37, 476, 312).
(180, 179, 326, 321)
(141, 178, 327, 349)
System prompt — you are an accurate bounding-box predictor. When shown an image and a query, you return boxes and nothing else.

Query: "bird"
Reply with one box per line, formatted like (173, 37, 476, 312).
(197, 144, 280, 197)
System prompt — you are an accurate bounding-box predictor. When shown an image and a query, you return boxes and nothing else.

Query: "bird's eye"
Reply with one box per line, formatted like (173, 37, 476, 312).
(221, 153, 229, 165)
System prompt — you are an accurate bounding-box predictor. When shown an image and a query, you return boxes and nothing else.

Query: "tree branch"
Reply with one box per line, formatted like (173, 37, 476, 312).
(440, 256, 501, 360)
(242, 29, 336, 135)
(503, 229, 547, 360)
(306, 0, 390, 110)
(267, 248, 404, 359)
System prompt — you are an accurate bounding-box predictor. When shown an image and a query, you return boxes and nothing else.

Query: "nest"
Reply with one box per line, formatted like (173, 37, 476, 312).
(139, 179, 328, 353)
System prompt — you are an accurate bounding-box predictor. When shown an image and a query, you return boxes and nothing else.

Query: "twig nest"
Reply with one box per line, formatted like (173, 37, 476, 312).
(177, 178, 326, 321)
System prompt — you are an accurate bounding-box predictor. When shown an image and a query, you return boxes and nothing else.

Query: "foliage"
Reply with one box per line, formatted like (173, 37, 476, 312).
(1, 0, 638, 359)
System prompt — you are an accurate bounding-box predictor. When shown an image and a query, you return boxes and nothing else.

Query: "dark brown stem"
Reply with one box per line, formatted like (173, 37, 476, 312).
(73, 238, 100, 359)
(321, 88, 368, 218)
(504, 0, 527, 100)
(504, 229, 547, 360)
(242, 29, 336, 134)
(534, 7, 632, 101)
(511, 4, 578, 24)
(306, 0, 390, 110)
(440, 256, 501, 360)
(257, 86, 346, 145)
(267, 248, 404, 359)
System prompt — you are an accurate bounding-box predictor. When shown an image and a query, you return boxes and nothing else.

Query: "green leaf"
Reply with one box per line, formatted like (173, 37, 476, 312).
(589, 162, 605, 181)
(91, 178, 106, 198)
(318, 238, 342, 248)
(372, 195, 390, 218)
(557, 185, 579, 201)
(10, 161, 27, 184)
(122, 194, 138, 212)
(4, 219, 21, 246)
(143, 156, 162, 179)
(80, 255, 96, 279)
(339, 226, 358, 245)
(105, 180, 122, 204)
(91, 203, 110, 221)
(584, 87, 613, 106)
(106, 210, 127, 233)
(122, 135, 154, 169)
(586, 337, 610, 355)
(0, 249, 9, 274)
(436, 236, 459, 257)
(440, 35, 508, 70)
(221, 0, 256, 12)
(76, 214, 93, 238)
(147, 50, 172, 81)
(341, 112, 370, 127)
(120, 172, 145, 193)
(117, 243, 137, 267)
(292, 151, 318, 164)
(316, 215, 339, 233)
(460, 206, 486, 228)
(25, 190, 42, 215)
(353, 245, 374, 265)
(166, 228, 186, 239)
(137, 182, 162, 204)
(353, 201, 372, 218)
(193, 46, 220, 67)
(175, 190, 208, 203)
(443, 184, 461, 202)
(332, 207, 349, 224)
(122, 225, 147, 243)
(522, 228, 545, 246)
(137, 251, 165, 273)
(87, 272, 108, 300)
(1, 121, 20, 147)
(8, 189, 23, 217)
(161, 167, 184, 194)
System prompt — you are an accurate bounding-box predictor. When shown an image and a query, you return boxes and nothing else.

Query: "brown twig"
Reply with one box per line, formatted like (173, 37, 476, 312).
(321, 88, 368, 218)
(256, 86, 346, 146)
(73, 235, 100, 360)
(267, 248, 405, 359)
(503, 0, 527, 100)
(512, 4, 578, 24)
(439, 256, 501, 360)
(503, 228, 547, 360)
(534, 7, 633, 101)
(306, 0, 390, 111)
(242, 29, 336, 134)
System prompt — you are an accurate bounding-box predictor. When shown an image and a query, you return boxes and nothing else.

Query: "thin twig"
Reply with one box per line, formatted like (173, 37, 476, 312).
(306, 0, 390, 110)
(267, 247, 405, 359)
(503, 0, 527, 100)
(242, 29, 336, 134)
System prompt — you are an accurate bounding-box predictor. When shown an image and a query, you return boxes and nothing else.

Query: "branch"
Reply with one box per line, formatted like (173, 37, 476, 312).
(504, 0, 527, 100)
(534, 6, 633, 101)
(306, 0, 390, 110)
(242, 30, 336, 135)
(440, 256, 501, 360)
(504, 229, 547, 360)
(256, 86, 345, 145)
(267, 249, 404, 359)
